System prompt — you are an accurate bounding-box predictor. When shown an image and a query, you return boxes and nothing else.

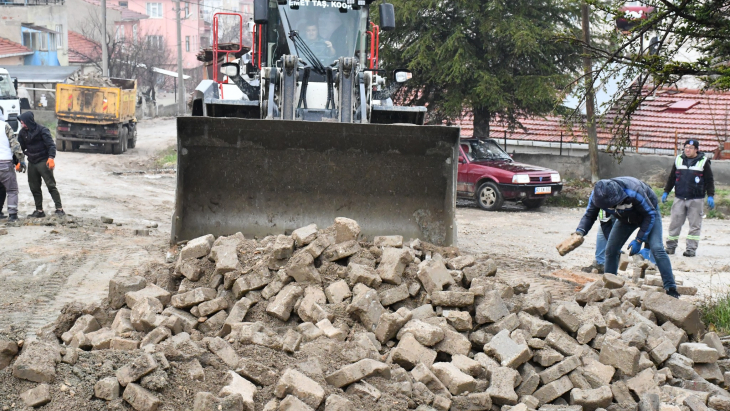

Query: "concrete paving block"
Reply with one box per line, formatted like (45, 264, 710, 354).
(517, 364, 541, 396)
(346, 381, 381, 401)
(577, 323, 598, 345)
(61, 314, 101, 344)
(266, 284, 304, 321)
(582, 356, 616, 386)
(533, 347, 564, 367)
(642, 291, 702, 335)
(533, 375, 574, 406)
(417, 259, 455, 294)
(12, 341, 60, 383)
(679, 343, 720, 364)
(517, 312, 553, 338)
(476, 291, 510, 325)
(180, 234, 215, 260)
(487, 366, 520, 405)
(375, 308, 412, 343)
(570, 386, 614, 411)
(599, 339, 641, 376)
(539, 355, 581, 384)
(446, 255, 476, 270)
(397, 319, 445, 346)
(452, 354, 483, 377)
(603, 273, 626, 289)
(432, 362, 476, 395)
(219, 370, 256, 411)
(274, 368, 325, 409)
(379, 283, 411, 306)
(627, 368, 660, 397)
(484, 329, 531, 368)
(325, 280, 351, 304)
(378, 247, 411, 285)
(702, 332, 726, 358)
(547, 302, 583, 334)
(95, 376, 121, 400)
(411, 363, 452, 399)
(522, 290, 551, 316)
(325, 359, 391, 388)
(391, 332, 438, 370)
(109, 276, 147, 309)
(374, 235, 403, 248)
(123, 383, 161, 411)
(443, 310, 473, 331)
(434, 329, 472, 357)
(20, 383, 52, 407)
(346, 288, 385, 332)
(287, 251, 323, 283)
(348, 262, 382, 288)
(273, 235, 295, 260)
(322, 240, 360, 262)
(116, 354, 158, 387)
(292, 224, 318, 247)
(171, 287, 216, 309)
(683, 395, 710, 411)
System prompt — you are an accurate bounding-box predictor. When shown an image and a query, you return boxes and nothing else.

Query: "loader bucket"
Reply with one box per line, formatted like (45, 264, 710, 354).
(172, 117, 460, 246)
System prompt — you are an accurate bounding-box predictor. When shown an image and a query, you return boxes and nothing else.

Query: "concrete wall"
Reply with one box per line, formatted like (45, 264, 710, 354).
(512, 151, 730, 185)
(0, 56, 25, 66)
(66, 0, 123, 44)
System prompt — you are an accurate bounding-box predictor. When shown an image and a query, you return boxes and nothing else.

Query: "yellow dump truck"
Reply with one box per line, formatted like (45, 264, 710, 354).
(55, 78, 137, 154)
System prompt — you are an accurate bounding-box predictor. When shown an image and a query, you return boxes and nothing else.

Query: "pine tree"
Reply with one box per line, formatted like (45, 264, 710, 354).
(379, 0, 584, 138)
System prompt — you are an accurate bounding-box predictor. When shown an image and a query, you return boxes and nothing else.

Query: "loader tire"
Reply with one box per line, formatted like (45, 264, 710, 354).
(476, 181, 504, 211)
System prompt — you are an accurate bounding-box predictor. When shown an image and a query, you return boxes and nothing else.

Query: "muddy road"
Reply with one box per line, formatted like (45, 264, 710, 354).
(1, 117, 728, 338)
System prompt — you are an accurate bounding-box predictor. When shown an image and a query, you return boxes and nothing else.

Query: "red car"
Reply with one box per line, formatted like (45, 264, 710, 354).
(457, 139, 563, 210)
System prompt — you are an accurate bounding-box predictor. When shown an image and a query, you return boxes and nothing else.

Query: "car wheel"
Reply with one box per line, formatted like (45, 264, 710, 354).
(522, 198, 546, 209)
(476, 181, 504, 211)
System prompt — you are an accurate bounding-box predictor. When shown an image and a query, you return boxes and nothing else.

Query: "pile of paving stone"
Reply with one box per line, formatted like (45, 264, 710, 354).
(1, 217, 729, 411)
(67, 72, 117, 88)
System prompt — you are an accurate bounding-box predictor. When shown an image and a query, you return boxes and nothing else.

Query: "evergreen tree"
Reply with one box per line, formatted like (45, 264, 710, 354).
(379, 0, 584, 138)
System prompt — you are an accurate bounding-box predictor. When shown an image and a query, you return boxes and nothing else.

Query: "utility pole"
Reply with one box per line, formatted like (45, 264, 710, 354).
(101, 0, 108, 76)
(175, 0, 186, 115)
(582, 2, 599, 183)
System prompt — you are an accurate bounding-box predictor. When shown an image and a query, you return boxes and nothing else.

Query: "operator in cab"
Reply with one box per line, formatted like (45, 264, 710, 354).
(303, 21, 336, 59)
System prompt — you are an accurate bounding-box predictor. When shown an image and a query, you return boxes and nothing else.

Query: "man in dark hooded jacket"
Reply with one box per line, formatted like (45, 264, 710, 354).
(17, 111, 64, 217)
(575, 176, 679, 298)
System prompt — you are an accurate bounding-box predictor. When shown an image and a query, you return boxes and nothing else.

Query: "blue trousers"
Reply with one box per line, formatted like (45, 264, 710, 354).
(595, 229, 607, 265)
(604, 212, 676, 290)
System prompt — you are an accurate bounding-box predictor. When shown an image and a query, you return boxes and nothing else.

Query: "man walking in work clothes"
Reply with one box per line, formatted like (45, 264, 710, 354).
(17, 111, 64, 217)
(662, 139, 715, 257)
(575, 177, 679, 298)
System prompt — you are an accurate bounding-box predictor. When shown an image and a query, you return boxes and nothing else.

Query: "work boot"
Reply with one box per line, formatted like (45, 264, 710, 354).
(683, 250, 696, 257)
(666, 247, 675, 255)
(28, 210, 46, 218)
(596, 264, 604, 274)
(666, 288, 680, 299)
(55, 209, 66, 216)
(581, 263, 597, 273)
(8, 214, 18, 221)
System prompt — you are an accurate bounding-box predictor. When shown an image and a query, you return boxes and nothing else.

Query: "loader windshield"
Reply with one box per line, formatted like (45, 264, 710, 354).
(278, 1, 366, 69)
(0, 74, 17, 99)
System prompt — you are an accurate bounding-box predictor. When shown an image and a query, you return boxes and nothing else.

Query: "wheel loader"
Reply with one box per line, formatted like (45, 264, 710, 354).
(174, 0, 460, 246)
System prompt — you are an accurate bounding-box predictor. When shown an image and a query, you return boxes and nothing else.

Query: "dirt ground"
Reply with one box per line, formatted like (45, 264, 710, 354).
(1, 117, 729, 340)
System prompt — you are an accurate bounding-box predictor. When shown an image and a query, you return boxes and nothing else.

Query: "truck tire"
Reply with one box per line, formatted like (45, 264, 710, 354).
(104, 143, 114, 155)
(112, 141, 123, 155)
(522, 198, 545, 209)
(120, 128, 129, 153)
(475, 181, 504, 211)
(57, 138, 67, 152)
(128, 127, 137, 149)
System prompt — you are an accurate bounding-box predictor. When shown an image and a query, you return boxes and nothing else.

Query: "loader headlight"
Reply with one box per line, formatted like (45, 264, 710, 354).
(393, 69, 412, 83)
(512, 174, 530, 184)
(551, 173, 561, 183)
(220, 63, 240, 78)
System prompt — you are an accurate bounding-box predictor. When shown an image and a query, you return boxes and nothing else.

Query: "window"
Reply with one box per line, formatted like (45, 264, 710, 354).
(116, 25, 125, 42)
(118, 0, 128, 6)
(146, 35, 164, 50)
(39, 33, 48, 51)
(48, 33, 57, 51)
(55, 24, 63, 48)
(133, 25, 138, 44)
(185, 36, 190, 52)
(146, 2, 163, 18)
(184, 2, 190, 18)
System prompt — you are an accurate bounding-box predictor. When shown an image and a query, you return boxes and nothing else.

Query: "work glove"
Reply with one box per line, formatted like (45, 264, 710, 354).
(46, 158, 55, 171)
(627, 239, 642, 256)
(661, 192, 668, 203)
(708, 196, 715, 210)
(15, 161, 27, 173)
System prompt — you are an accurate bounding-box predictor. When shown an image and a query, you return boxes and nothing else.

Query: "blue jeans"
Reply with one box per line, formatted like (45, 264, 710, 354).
(604, 210, 676, 290)
(595, 229, 607, 265)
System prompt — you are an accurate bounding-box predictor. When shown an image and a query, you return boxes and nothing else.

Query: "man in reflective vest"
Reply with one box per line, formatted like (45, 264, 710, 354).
(662, 139, 715, 257)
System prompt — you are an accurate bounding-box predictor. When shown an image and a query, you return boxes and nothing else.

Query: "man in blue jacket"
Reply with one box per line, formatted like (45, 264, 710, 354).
(575, 176, 679, 298)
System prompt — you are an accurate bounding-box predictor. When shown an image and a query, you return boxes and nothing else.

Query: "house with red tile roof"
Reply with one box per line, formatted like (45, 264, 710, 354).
(68, 31, 102, 65)
(454, 87, 730, 159)
(0, 37, 34, 66)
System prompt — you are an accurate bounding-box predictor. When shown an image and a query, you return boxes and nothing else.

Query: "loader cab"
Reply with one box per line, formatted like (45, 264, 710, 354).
(265, 1, 368, 72)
